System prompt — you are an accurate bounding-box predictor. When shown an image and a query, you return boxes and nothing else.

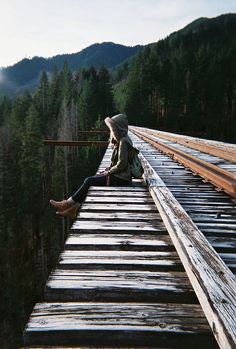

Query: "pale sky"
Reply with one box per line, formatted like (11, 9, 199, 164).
(0, 0, 235, 68)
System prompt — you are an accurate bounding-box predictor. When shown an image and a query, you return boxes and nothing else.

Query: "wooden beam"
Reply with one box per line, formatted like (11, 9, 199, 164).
(43, 140, 108, 147)
(78, 130, 109, 135)
(24, 302, 215, 347)
(137, 150, 236, 349)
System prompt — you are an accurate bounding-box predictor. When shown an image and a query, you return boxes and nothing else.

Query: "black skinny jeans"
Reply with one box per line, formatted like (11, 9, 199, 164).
(72, 174, 131, 203)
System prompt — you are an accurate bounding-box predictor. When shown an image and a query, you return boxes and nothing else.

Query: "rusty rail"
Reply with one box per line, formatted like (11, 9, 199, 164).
(130, 127, 236, 199)
(141, 128, 236, 163)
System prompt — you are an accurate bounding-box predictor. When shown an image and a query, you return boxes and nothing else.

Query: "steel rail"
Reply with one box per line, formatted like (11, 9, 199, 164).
(130, 127, 236, 199)
(139, 127, 236, 163)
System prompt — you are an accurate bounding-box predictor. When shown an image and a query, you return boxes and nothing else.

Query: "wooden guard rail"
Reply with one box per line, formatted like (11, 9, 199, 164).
(137, 149, 236, 349)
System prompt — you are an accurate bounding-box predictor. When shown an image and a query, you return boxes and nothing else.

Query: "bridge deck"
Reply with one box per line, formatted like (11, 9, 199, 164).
(23, 147, 218, 348)
(24, 129, 236, 348)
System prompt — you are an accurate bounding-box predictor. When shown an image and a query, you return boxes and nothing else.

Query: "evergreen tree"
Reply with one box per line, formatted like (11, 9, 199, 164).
(77, 74, 99, 129)
(0, 96, 12, 126)
(20, 104, 43, 212)
(97, 66, 114, 117)
(33, 71, 50, 135)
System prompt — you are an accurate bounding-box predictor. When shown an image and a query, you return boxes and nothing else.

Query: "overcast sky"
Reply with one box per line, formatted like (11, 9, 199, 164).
(0, 0, 235, 68)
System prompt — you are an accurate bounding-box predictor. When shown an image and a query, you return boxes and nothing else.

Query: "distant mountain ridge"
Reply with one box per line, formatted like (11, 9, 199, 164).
(167, 13, 236, 43)
(0, 42, 143, 97)
(1, 13, 236, 98)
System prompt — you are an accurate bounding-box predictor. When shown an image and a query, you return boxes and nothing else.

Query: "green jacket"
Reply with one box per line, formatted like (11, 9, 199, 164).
(105, 114, 133, 182)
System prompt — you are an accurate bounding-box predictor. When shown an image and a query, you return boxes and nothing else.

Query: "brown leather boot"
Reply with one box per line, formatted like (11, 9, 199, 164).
(56, 203, 80, 220)
(50, 199, 70, 212)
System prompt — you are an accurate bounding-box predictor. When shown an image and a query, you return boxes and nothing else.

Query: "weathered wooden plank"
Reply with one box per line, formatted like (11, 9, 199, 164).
(84, 196, 154, 203)
(58, 250, 183, 271)
(207, 237, 236, 253)
(174, 198, 233, 204)
(190, 215, 236, 222)
(65, 233, 174, 251)
(196, 223, 236, 230)
(182, 205, 236, 211)
(158, 178, 204, 183)
(24, 302, 218, 348)
(89, 186, 147, 191)
(184, 208, 236, 215)
(77, 211, 162, 221)
(87, 191, 151, 197)
(87, 190, 150, 197)
(173, 193, 232, 198)
(195, 228, 236, 238)
(80, 203, 158, 212)
(45, 270, 196, 303)
(171, 190, 225, 194)
(167, 184, 214, 189)
(72, 220, 166, 232)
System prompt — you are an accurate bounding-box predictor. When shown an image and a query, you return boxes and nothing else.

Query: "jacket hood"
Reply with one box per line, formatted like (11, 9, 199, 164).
(105, 114, 128, 141)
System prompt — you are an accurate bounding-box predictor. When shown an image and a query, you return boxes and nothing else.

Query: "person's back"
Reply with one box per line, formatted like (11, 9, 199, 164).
(105, 113, 133, 183)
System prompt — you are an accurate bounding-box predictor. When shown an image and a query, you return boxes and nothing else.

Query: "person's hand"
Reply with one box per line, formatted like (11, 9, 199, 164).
(99, 170, 109, 175)
(99, 167, 110, 175)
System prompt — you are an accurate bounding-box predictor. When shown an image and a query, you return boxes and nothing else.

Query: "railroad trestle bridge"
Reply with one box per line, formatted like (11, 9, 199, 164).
(24, 127, 236, 349)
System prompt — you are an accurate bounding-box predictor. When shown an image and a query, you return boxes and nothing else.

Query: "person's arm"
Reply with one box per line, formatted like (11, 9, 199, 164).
(108, 139, 129, 174)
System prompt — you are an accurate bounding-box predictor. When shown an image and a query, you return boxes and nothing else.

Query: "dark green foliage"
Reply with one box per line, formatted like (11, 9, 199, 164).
(77, 66, 114, 129)
(113, 13, 236, 142)
(0, 63, 109, 348)
(0, 96, 12, 126)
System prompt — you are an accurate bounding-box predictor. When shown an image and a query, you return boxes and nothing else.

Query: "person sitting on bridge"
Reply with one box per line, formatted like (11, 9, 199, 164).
(50, 113, 133, 219)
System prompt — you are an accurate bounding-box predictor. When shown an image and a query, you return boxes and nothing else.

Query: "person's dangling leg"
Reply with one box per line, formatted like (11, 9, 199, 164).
(50, 174, 108, 219)
(50, 174, 130, 219)
(71, 174, 107, 203)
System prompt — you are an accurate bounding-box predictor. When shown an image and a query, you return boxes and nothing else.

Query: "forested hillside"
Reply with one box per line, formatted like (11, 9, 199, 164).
(114, 13, 236, 142)
(0, 42, 142, 97)
(0, 64, 113, 348)
(0, 12, 236, 349)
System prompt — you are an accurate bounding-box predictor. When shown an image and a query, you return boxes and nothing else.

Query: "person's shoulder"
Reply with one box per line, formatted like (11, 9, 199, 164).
(120, 135, 133, 146)
(120, 134, 131, 142)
